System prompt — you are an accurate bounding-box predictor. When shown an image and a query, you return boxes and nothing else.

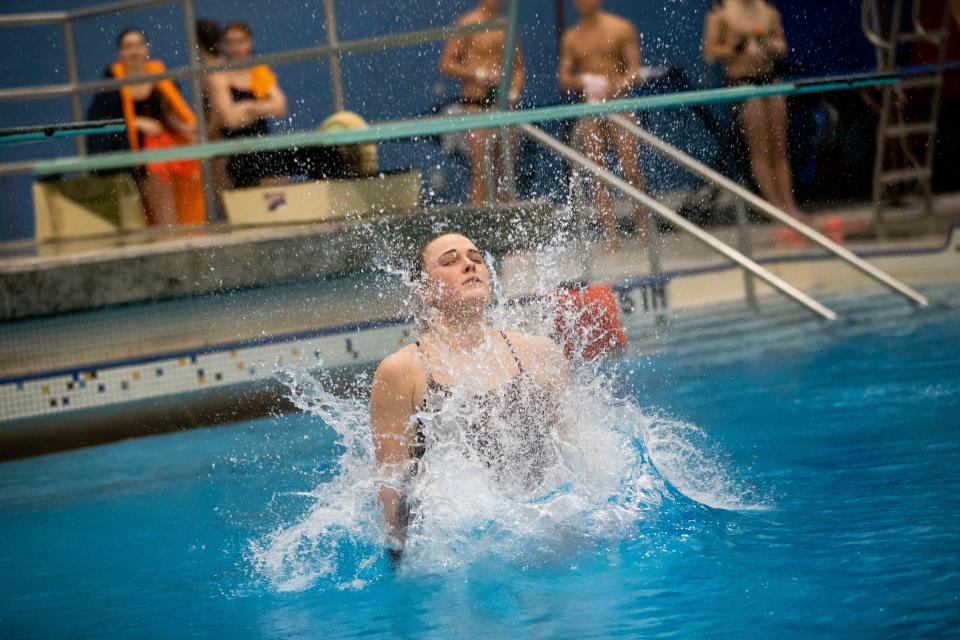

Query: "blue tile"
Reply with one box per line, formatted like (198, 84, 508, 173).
(155, 367, 164, 377)
(97, 384, 106, 393)
(62, 397, 70, 406)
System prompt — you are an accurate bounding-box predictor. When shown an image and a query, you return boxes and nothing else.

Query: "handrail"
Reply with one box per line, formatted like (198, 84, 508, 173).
(68, 0, 180, 20)
(519, 123, 839, 321)
(0, 11, 69, 27)
(0, 0, 183, 27)
(862, 0, 892, 49)
(607, 114, 930, 308)
(15, 73, 901, 178)
(0, 19, 508, 103)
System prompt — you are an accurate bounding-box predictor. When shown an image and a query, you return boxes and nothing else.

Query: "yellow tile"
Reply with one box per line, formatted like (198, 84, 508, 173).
(41, 385, 49, 394)
(132, 371, 140, 381)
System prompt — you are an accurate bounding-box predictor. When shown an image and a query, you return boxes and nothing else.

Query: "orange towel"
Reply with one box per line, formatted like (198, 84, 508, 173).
(250, 65, 277, 100)
(111, 60, 205, 225)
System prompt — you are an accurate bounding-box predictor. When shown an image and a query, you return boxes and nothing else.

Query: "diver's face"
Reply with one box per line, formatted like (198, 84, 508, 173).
(420, 234, 491, 313)
(574, 0, 602, 16)
(118, 32, 149, 67)
(223, 28, 253, 60)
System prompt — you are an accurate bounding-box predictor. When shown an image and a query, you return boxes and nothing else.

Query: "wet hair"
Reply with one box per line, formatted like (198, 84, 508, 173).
(116, 28, 147, 49)
(195, 19, 222, 55)
(409, 231, 460, 285)
(224, 22, 253, 38)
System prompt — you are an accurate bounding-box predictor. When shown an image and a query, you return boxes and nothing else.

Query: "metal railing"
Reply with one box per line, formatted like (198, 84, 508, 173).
(520, 123, 840, 321)
(0, 0, 515, 215)
(607, 114, 929, 308)
(9, 73, 901, 178)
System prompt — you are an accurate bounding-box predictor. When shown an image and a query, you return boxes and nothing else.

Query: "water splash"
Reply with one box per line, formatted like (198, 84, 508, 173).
(250, 245, 765, 592)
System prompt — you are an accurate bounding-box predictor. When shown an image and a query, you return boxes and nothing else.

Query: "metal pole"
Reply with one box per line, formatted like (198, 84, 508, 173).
(496, 0, 519, 112)
(735, 200, 758, 311)
(607, 114, 929, 308)
(920, 0, 952, 220)
(872, 0, 904, 231)
(62, 20, 86, 156)
(323, 0, 346, 112)
(0, 19, 507, 103)
(497, 0, 519, 200)
(483, 132, 496, 204)
(520, 123, 839, 321)
(182, 0, 217, 222)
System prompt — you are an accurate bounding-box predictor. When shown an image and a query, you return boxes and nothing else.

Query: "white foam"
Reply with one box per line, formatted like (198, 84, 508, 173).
(250, 242, 767, 592)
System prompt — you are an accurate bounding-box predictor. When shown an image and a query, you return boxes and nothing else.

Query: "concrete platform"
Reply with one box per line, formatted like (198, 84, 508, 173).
(0, 201, 559, 320)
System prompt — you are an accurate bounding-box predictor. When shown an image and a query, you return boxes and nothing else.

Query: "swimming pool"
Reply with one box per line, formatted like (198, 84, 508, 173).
(1, 284, 958, 638)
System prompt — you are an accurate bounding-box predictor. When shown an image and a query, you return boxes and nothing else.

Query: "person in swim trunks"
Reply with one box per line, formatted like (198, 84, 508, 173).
(704, 0, 810, 231)
(440, 0, 525, 203)
(370, 233, 568, 558)
(558, 0, 647, 248)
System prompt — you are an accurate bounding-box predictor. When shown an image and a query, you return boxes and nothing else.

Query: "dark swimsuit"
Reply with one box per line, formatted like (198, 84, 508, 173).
(396, 332, 556, 533)
(221, 86, 289, 188)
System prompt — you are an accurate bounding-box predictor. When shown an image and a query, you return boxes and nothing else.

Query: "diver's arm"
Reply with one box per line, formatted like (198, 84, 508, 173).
(370, 352, 418, 555)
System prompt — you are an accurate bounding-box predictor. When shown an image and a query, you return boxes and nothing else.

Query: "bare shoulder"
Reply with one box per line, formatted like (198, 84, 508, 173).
(459, 8, 484, 25)
(605, 12, 638, 36)
(764, 3, 783, 24)
(504, 331, 566, 363)
(562, 23, 584, 45)
(373, 345, 422, 387)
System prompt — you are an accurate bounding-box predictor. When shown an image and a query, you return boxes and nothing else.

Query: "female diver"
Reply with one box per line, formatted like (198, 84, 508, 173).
(370, 233, 569, 558)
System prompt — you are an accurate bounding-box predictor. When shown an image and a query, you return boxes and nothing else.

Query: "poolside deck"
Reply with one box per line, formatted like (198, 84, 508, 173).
(1, 194, 958, 459)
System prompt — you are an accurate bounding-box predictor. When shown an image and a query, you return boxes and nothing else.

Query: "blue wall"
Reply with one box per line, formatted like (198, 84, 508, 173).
(0, 0, 875, 240)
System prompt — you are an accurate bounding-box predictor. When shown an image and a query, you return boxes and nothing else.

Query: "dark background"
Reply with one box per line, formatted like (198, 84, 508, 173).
(0, 0, 944, 240)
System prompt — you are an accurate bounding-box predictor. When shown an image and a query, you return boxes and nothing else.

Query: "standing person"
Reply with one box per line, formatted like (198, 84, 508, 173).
(558, 0, 646, 247)
(195, 19, 229, 217)
(440, 0, 525, 204)
(87, 28, 204, 226)
(208, 22, 289, 188)
(370, 233, 568, 559)
(703, 0, 809, 229)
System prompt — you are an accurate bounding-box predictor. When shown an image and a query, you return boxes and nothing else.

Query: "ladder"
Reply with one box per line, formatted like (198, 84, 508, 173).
(862, 0, 952, 228)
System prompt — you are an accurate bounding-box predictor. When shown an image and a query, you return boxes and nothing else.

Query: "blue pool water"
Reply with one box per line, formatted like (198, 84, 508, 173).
(1, 288, 959, 638)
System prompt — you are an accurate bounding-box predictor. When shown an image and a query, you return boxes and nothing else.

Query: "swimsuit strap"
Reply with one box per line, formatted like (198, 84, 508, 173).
(414, 340, 441, 391)
(498, 331, 525, 374)
(416, 331, 525, 386)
